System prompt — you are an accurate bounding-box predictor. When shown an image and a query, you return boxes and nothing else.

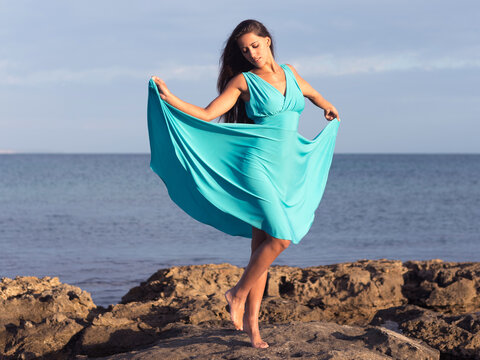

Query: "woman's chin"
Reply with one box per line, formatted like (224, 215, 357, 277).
(251, 60, 265, 68)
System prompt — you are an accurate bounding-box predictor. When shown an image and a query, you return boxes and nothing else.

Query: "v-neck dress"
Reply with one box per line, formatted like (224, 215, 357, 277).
(147, 64, 340, 244)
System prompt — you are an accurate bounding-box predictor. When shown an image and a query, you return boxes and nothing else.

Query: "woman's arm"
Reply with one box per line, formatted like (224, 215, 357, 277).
(151, 75, 245, 122)
(285, 64, 340, 121)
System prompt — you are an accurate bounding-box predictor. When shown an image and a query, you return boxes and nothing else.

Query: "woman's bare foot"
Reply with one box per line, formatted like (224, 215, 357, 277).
(224, 288, 244, 330)
(243, 312, 269, 348)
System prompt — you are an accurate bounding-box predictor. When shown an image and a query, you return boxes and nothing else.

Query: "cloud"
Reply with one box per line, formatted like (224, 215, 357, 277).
(1, 50, 479, 86)
(0, 60, 217, 86)
(291, 51, 480, 77)
(158, 64, 218, 81)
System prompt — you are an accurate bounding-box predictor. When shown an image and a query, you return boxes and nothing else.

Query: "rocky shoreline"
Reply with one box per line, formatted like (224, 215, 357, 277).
(1, 259, 479, 359)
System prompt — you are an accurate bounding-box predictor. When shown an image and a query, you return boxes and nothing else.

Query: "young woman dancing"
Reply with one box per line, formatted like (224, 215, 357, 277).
(150, 19, 340, 348)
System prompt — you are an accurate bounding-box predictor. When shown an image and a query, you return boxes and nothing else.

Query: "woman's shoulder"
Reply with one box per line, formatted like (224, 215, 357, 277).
(226, 73, 248, 92)
(283, 63, 304, 85)
(231, 72, 248, 83)
(284, 63, 298, 75)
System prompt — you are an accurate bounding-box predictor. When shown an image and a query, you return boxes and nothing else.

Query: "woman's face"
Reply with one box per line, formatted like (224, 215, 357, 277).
(237, 32, 271, 68)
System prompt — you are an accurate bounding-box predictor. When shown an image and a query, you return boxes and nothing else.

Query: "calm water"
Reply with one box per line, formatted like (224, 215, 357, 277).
(1, 154, 479, 307)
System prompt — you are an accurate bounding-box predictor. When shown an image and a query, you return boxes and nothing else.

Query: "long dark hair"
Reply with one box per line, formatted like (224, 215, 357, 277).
(217, 19, 275, 123)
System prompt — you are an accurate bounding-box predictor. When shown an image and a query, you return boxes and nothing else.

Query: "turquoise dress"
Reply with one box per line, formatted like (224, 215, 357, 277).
(147, 64, 340, 244)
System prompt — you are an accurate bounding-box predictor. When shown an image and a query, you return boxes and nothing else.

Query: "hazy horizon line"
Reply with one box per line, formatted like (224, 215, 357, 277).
(1, 151, 479, 155)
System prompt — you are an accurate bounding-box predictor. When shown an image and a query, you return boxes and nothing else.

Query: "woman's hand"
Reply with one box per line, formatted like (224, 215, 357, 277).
(324, 106, 340, 122)
(151, 76, 171, 101)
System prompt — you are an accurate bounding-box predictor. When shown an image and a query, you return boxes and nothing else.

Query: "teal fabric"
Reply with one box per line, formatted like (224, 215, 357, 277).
(147, 64, 340, 244)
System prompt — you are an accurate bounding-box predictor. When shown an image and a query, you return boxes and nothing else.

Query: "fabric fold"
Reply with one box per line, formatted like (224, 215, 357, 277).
(147, 67, 339, 244)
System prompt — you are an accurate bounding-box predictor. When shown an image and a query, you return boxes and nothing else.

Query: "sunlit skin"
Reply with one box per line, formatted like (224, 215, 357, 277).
(152, 32, 339, 122)
(152, 32, 339, 349)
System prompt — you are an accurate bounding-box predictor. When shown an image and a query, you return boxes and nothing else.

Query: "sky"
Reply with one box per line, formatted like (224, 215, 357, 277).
(0, 0, 479, 153)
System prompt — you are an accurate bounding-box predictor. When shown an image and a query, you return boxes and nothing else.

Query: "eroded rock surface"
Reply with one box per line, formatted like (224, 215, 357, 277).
(263, 259, 407, 324)
(0, 276, 97, 359)
(121, 260, 407, 325)
(2, 260, 480, 359)
(403, 260, 480, 314)
(372, 305, 480, 359)
(89, 321, 440, 360)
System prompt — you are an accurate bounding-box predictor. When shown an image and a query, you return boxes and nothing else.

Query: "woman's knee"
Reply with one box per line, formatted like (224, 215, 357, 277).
(270, 237, 291, 251)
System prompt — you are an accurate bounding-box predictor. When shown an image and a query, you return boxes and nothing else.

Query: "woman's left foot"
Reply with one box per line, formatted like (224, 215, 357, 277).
(225, 288, 244, 330)
(243, 313, 269, 348)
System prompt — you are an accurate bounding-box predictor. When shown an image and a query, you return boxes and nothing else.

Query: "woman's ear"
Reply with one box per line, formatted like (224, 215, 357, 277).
(266, 37, 271, 47)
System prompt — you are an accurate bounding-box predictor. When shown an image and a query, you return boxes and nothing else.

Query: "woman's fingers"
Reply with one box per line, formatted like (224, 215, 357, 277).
(326, 108, 340, 121)
(151, 76, 170, 100)
(151, 76, 163, 85)
(325, 109, 335, 121)
(151, 76, 163, 88)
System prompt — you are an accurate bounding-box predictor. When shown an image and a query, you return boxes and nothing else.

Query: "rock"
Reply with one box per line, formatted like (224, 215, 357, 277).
(75, 264, 243, 357)
(75, 299, 179, 357)
(121, 263, 243, 304)
(265, 259, 407, 324)
(122, 260, 407, 325)
(403, 260, 480, 313)
(5, 315, 84, 360)
(371, 305, 480, 359)
(3, 260, 480, 359)
(76, 260, 407, 357)
(0, 276, 97, 359)
(89, 321, 440, 360)
(0, 276, 96, 325)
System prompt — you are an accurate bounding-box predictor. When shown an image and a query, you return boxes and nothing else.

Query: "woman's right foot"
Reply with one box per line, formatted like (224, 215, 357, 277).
(243, 313, 269, 348)
(224, 288, 244, 330)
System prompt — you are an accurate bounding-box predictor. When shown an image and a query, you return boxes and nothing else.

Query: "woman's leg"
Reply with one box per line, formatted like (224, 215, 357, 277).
(243, 227, 269, 347)
(225, 231, 290, 332)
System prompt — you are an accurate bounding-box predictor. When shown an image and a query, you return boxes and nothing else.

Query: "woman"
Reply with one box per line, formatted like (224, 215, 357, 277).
(150, 19, 340, 348)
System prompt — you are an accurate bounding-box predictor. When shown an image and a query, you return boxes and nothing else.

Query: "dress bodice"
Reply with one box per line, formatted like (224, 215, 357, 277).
(242, 64, 305, 130)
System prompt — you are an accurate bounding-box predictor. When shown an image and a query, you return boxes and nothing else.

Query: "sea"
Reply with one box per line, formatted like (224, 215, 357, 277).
(1, 154, 479, 307)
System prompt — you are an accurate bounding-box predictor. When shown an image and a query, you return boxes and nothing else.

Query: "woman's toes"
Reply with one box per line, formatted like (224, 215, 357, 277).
(253, 340, 269, 349)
